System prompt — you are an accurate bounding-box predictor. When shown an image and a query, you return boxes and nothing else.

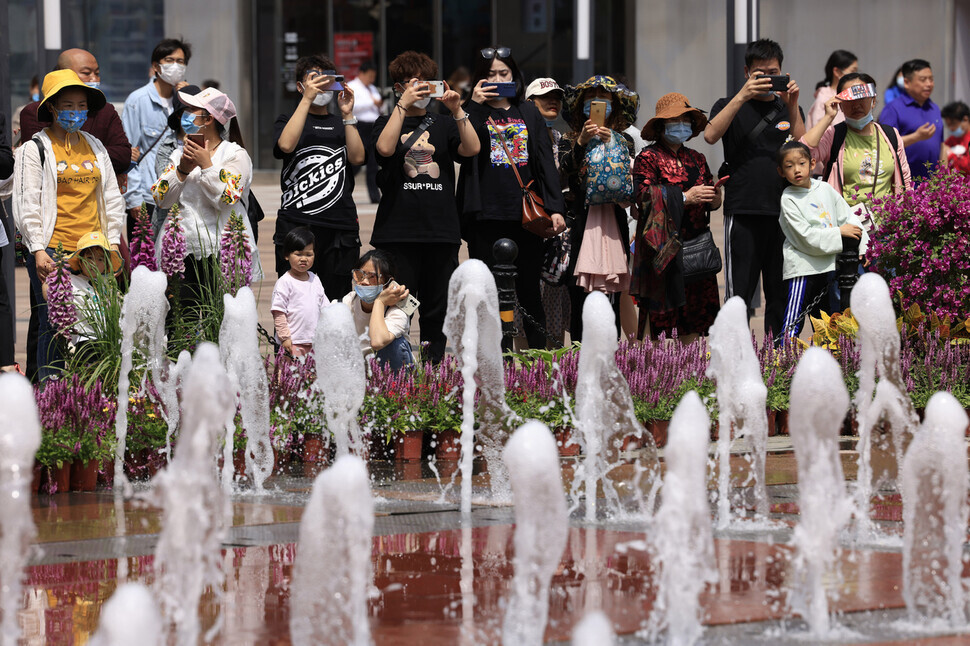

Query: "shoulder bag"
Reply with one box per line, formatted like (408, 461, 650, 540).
(681, 229, 721, 283)
(487, 116, 556, 238)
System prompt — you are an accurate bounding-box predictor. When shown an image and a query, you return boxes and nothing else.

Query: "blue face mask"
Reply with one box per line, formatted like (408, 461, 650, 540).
(951, 126, 966, 138)
(845, 110, 874, 130)
(354, 283, 383, 304)
(583, 99, 612, 119)
(544, 119, 556, 128)
(663, 121, 693, 145)
(55, 109, 87, 133)
(84, 81, 100, 90)
(31, 92, 40, 102)
(181, 112, 202, 135)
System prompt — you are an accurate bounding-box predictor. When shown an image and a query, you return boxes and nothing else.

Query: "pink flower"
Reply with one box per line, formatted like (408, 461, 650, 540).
(45, 251, 76, 338)
(159, 204, 187, 278)
(129, 203, 158, 271)
(219, 211, 253, 296)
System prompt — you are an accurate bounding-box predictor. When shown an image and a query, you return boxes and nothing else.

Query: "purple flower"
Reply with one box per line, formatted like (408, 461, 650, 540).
(129, 202, 158, 271)
(219, 211, 253, 296)
(45, 251, 76, 338)
(159, 204, 187, 278)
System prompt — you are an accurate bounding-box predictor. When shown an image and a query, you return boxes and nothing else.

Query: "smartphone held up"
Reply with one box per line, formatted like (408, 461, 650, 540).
(589, 99, 607, 127)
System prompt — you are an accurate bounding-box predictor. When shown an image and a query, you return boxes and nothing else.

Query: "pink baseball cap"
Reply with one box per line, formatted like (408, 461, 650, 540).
(178, 87, 237, 125)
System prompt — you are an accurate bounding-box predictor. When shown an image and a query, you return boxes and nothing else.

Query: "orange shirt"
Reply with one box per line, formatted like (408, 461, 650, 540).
(48, 130, 102, 251)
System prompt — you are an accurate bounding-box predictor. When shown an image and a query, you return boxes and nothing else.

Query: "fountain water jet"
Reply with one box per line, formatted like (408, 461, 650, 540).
(0, 374, 41, 646)
(706, 296, 770, 527)
(152, 343, 235, 644)
(87, 583, 162, 646)
(113, 266, 171, 493)
(851, 272, 919, 537)
(312, 303, 366, 458)
(645, 390, 716, 646)
(220, 286, 273, 491)
(572, 610, 616, 644)
(901, 392, 969, 625)
(502, 422, 568, 645)
(572, 291, 656, 521)
(444, 260, 515, 513)
(787, 347, 854, 636)
(290, 455, 374, 646)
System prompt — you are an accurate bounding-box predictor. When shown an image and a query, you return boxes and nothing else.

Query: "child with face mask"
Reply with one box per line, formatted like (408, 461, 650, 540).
(340, 249, 414, 371)
(12, 69, 126, 381)
(54, 231, 124, 353)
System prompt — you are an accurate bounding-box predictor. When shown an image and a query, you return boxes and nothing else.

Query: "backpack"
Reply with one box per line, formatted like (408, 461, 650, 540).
(823, 122, 900, 187)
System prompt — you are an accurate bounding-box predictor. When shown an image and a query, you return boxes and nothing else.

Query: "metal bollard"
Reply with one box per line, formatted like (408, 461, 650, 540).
(491, 238, 518, 340)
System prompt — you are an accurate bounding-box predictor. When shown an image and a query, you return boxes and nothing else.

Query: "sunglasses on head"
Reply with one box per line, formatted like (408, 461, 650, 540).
(481, 47, 511, 60)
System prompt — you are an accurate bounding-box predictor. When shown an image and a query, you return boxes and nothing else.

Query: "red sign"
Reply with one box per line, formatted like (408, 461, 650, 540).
(334, 32, 374, 79)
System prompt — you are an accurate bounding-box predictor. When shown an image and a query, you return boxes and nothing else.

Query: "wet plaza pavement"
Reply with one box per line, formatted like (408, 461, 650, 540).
(16, 444, 970, 645)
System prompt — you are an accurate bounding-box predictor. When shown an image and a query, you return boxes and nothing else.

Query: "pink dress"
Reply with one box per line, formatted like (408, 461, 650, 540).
(574, 203, 631, 293)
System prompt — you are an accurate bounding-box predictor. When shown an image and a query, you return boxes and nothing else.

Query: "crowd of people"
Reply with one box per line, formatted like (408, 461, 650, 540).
(0, 36, 967, 382)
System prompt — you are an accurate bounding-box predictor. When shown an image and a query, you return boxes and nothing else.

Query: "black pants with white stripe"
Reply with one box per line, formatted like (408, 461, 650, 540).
(724, 213, 786, 339)
(782, 272, 831, 339)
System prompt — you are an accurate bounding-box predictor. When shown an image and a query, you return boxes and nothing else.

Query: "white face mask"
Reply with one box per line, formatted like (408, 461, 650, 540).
(312, 91, 333, 107)
(413, 96, 431, 109)
(157, 62, 186, 85)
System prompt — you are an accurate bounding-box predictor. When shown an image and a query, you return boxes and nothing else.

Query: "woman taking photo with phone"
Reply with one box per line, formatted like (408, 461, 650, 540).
(633, 93, 721, 343)
(151, 87, 261, 302)
(458, 46, 565, 350)
(372, 50, 479, 363)
(558, 75, 639, 340)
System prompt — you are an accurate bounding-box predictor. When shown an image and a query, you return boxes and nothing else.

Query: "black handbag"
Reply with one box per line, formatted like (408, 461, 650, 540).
(540, 229, 571, 285)
(681, 229, 721, 283)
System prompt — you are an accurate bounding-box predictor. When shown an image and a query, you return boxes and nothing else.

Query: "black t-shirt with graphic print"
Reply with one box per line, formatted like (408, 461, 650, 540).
(710, 96, 804, 216)
(474, 103, 534, 222)
(273, 111, 358, 230)
(370, 114, 468, 245)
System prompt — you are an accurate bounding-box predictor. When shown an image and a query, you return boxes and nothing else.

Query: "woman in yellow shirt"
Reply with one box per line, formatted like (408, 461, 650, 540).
(13, 69, 126, 380)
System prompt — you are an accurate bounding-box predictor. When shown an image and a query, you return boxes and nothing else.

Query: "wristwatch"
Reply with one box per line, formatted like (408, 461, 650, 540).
(343, 117, 359, 126)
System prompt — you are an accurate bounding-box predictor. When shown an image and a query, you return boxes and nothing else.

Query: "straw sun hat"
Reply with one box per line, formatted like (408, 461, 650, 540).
(640, 92, 708, 142)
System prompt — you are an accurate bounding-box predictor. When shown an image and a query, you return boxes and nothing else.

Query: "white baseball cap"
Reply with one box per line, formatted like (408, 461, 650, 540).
(525, 78, 564, 100)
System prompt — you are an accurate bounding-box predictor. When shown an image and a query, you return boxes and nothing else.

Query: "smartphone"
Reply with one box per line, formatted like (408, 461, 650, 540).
(187, 133, 205, 147)
(713, 175, 730, 190)
(490, 82, 517, 98)
(757, 74, 790, 92)
(425, 80, 445, 98)
(388, 281, 420, 317)
(589, 99, 607, 127)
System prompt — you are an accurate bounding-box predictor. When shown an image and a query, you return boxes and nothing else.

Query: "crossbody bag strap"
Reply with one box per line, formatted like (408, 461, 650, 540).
(745, 97, 784, 146)
(141, 126, 169, 158)
(401, 114, 435, 151)
(487, 116, 527, 190)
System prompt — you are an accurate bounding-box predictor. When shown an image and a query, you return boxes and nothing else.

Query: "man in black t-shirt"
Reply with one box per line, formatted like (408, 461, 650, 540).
(274, 55, 365, 300)
(371, 51, 480, 362)
(705, 38, 805, 339)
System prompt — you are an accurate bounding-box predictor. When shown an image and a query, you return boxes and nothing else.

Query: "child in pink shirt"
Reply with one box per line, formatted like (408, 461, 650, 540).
(271, 227, 330, 358)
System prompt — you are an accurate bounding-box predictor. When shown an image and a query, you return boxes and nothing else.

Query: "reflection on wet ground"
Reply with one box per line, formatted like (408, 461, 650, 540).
(18, 448, 970, 645)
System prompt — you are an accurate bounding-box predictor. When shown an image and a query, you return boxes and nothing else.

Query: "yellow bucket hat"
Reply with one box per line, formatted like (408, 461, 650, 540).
(68, 231, 124, 275)
(39, 69, 107, 121)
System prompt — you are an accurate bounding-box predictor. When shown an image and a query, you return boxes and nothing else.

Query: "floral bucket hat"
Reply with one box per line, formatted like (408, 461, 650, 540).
(563, 75, 639, 131)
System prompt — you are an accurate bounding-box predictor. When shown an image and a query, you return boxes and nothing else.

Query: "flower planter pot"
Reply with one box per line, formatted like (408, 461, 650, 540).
(775, 410, 790, 436)
(47, 463, 71, 494)
(233, 448, 247, 477)
(434, 430, 461, 461)
(369, 432, 393, 461)
(648, 420, 669, 449)
(554, 428, 581, 457)
(766, 409, 777, 438)
(303, 436, 329, 477)
(394, 430, 424, 462)
(70, 459, 99, 492)
(621, 433, 644, 452)
(32, 463, 44, 494)
(98, 460, 115, 488)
